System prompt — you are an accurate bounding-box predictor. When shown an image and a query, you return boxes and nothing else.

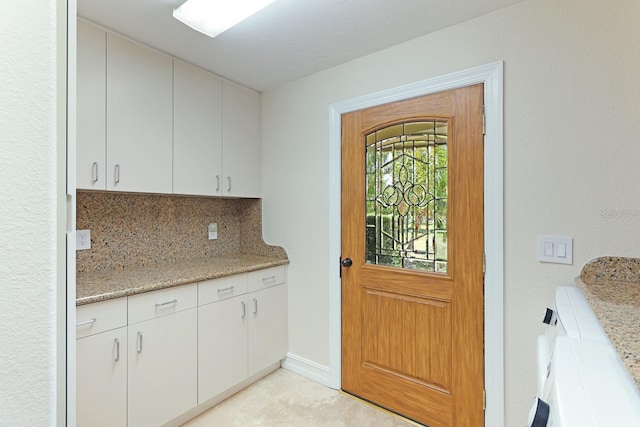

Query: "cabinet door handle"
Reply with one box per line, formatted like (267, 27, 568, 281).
(92, 162, 99, 183)
(253, 297, 258, 314)
(227, 176, 231, 192)
(114, 164, 120, 184)
(262, 275, 276, 284)
(114, 338, 120, 362)
(216, 175, 220, 192)
(155, 298, 178, 309)
(241, 301, 246, 319)
(137, 332, 143, 353)
(217, 286, 234, 295)
(76, 318, 96, 327)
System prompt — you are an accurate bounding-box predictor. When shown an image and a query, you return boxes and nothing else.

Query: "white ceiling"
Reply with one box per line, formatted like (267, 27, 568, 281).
(78, 0, 524, 92)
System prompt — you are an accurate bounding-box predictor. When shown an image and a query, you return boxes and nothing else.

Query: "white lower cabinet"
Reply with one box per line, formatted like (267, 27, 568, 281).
(198, 293, 248, 403)
(76, 266, 287, 426)
(76, 297, 128, 427)
(127, 285, 198, 427)
(248, 284, 288, 376)
(76, 327, 127, 427)
(128, 308, 198, 427)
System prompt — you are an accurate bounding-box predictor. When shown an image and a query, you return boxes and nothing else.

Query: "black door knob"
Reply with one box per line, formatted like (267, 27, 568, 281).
(341, 258, 353, 267)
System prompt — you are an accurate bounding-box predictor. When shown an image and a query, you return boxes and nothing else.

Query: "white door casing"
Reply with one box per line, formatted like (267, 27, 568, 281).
(326, 61, 504, 427)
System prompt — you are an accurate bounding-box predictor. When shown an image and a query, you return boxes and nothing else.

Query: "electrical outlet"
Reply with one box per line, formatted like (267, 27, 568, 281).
(208, 223, 218, 240)
(76, 229, 91, 250)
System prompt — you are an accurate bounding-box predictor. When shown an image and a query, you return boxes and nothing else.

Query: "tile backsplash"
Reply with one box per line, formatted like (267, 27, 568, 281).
(76, 192, 286, 272)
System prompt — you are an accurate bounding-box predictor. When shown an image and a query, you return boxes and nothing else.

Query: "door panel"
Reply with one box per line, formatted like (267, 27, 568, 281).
(361, 289, 452, 389)
(342, 85, 484, 427)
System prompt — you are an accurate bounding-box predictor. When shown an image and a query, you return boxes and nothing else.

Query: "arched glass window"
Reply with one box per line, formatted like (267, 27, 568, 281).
(365, 120, 448, 272)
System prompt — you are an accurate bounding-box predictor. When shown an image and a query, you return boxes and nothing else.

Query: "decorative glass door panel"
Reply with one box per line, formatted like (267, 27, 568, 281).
(365, 120, 448, 272)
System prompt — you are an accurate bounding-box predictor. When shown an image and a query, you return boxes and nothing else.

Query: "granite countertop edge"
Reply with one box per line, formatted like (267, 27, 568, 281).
(574, 275, 640, 390)
(77, 255, 290, 306)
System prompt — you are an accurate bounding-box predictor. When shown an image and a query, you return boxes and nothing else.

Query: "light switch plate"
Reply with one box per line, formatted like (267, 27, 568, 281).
(538, 235, 572, 264)
(208, 223, 218, 240)
(76, 229, 91, 250)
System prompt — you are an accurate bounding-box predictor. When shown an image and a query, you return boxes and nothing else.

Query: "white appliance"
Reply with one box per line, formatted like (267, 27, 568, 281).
(528, 336, 640, 427)
(536, 286, 609, 395)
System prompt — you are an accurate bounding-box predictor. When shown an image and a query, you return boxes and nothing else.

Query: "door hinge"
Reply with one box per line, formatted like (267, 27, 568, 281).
(482, 105, 486, 135)
(483, 389, 486, 411)
(483, 252, 486, 274)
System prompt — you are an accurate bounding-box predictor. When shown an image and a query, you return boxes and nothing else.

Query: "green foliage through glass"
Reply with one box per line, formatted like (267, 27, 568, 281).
(365, 121, 448, 272)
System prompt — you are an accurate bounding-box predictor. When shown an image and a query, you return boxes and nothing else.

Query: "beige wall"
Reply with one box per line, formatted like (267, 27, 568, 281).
(0, 0, 62, 424)
(261, 0, 640, 423)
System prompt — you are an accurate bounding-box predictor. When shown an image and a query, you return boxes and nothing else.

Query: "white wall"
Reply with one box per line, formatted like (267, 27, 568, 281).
(0, 1, 62, 425)
(262, 0, 640, 424)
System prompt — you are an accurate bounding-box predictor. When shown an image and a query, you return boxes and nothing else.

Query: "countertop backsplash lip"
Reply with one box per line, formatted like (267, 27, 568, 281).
(579, 256, 640, 283)
(76, 254, 289, 305)
(576, 256, 640, 390)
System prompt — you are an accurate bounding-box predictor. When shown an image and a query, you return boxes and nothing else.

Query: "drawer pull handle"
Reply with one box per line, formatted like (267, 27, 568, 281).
(114, 338, 120, 362)
(262, 275, 276, 283)
(155, 299, 178, 308)
(137, 332, 143, 353)
(76, 318, 96, 327)
(241, 301, 246, 318)
(217, 286, 234, 295)
(92, 162, 99, 183)
(253, 297, 258, 314)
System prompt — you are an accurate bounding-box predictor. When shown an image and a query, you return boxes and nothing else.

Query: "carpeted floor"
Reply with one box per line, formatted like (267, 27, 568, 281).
(182, 368, 418, 426)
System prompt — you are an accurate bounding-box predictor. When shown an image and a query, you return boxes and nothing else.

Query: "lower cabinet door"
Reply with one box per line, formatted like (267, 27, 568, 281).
(77, 327, 127, 427)
(248, 284, 288, 375)
(198, 294, 248, 403)
(128, 308, 197, 427)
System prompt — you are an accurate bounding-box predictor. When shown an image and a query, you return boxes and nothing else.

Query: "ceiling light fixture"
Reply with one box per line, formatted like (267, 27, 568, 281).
(173, 0, 277, 38)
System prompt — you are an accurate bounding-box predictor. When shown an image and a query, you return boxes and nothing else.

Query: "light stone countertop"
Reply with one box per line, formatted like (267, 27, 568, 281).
(77, 255, 289, 306)
(575, 256, 640, 389)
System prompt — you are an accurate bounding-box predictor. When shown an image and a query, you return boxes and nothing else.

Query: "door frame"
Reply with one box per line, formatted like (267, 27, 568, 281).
(328, 61, 504, 427)
(65, 0, 78, 425)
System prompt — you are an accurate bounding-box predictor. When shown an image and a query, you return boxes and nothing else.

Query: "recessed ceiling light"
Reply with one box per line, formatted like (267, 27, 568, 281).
(173, 0, 277, 38)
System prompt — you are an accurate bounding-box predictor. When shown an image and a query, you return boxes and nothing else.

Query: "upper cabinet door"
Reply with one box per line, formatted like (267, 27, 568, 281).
(106, 33, 173, 194)
(222, 80, 261, 198)
(77, 20, 106, 190)
(173, 60, 223, 196)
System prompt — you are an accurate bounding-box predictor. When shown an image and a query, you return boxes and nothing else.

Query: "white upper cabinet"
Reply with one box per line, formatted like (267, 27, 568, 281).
(222, 80, 261, 198)
(106, 33, 173, 194)
(76, 20, 106, 190)
(76, 21, 262, 197)
(173, 60, 223, 196)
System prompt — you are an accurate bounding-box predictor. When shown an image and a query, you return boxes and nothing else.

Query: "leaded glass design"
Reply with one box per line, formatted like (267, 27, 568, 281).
(365, 121, 448, 272)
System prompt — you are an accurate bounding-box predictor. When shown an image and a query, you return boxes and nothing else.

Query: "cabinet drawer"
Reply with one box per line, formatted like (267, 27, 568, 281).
(248, 265, 286, 293)
(76, 297, 127, 339)
(198, 274, 247, 306)
(128, 284, 197, 325)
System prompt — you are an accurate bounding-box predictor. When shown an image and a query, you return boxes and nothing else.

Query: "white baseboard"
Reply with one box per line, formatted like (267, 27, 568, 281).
(282, 353, 335, 389)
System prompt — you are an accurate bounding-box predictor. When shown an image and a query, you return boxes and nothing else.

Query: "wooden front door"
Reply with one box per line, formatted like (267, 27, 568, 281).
(341, 84, 484, 427)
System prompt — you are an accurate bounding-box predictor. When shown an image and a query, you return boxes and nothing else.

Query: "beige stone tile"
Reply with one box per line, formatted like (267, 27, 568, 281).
(183, 369, 417, 427)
